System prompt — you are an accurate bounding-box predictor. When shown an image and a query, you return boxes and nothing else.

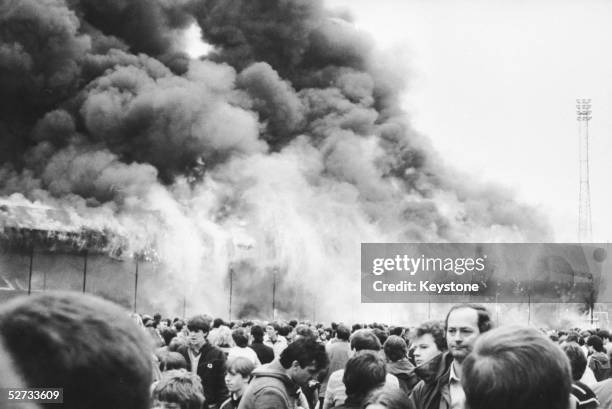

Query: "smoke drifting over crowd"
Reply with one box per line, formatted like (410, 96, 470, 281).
(0, 0, 550, 319)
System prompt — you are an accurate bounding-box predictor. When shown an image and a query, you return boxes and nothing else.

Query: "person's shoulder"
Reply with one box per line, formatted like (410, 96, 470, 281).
(175, 344, 189, 356)
(249, 378, 292, 403)
(592, 378, 612, 394)
(329, 368, 344, 381)
(204, 344, 226, 359)
(328, 341, 349, 352)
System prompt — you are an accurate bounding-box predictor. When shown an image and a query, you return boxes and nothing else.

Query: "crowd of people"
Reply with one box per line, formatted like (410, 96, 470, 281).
(0, 292, 611, 409)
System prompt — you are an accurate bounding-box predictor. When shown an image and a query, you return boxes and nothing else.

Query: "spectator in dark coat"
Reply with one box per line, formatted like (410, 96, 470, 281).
(249, 324, 274, 364)
(383, 336, 419, 395)
(178, 315, 229, 409)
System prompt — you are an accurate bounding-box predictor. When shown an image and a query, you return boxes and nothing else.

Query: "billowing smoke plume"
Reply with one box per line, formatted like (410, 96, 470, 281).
(0, 0, 550, 320)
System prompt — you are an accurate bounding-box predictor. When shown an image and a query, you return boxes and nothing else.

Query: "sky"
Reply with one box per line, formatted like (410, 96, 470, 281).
(322, 0, 612, 243)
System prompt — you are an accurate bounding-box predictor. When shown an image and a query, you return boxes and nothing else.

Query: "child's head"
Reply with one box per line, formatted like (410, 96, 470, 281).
(224, 357, 255, 394)
(152, 369, 204, 409)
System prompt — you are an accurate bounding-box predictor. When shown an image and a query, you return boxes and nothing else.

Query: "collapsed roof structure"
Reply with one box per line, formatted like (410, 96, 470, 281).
(0, 202, 128, 257)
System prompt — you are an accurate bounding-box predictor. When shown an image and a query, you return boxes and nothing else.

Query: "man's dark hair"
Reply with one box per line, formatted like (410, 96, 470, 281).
(213, 318, 225, 329)
(463, 326, 571, 409)
(336, 324, 351, 341)
(174, 320, 185, 332)
(342, 352, 386, 401)
(561, 342, 587, 381)
(187, 315, 211, 333)
(289, 319, 298, 328)
(279, 324, 292, 337)
(0, 292, 153, 409)
(231, 327, 249, 348)
(295, 324, 317, 339)
(597, 330, 611, 341)
(161, 327, 178, 346)
(251, 324, 265, 343)
(416, 321, 447, 351)
(352, 323, 363, 332)
(445, 304, 492, 334)
(383, 335, 408, 362)
(266, 321, 280, 332)
(390, 326, 404, 337)
(350, 329, 382, 352)
(279, 337, 329, 371)
(372, 328, 389, 346)
(587, 335, 605, 353)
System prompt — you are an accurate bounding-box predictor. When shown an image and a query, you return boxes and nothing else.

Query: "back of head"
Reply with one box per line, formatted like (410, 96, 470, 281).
(336, 324, 351, 341)
(210, 325, 234, 347)
(279, 337, 329, 371)
(372, 328, 389, 346)
(462, 325, 571, 409)
(350, 329, 382, 352)
(587, 335, 605, 353)
(278, 323, 292, 337)
(389, 326, 404, 337)
(153, 369, 204, 409)
(0, 291, 153, 409)
(566, 331, 581, 344)
(342, 352, 386, 401)
(295, 324, 317, 340)
(364, 388, 415, 409)
(561, 342, 587, 381)
(383, 335, 408, 362)
(162, 352, 188, 371)
(251, 324, 265, 342)
(174, 320, 185, 332)
(232, 327, 249, 348)
(597, 330, 611, 341)
(160, 327, 178, 346)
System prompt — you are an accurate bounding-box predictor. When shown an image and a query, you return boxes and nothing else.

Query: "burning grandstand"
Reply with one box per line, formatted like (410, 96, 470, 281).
(0, 199, 163, 309)
(0, 0, 558, 321)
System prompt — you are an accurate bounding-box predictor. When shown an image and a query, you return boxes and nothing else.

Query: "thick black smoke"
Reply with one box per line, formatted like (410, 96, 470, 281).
(0, 0, 550, 319)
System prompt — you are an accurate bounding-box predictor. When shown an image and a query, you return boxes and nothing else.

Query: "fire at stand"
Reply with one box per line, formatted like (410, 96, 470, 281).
(0, 0, 596, 322)
(0, 202, 163, 312)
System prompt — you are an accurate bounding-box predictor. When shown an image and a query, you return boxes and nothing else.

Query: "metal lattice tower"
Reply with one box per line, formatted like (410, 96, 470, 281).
(577, 98, 592, 242)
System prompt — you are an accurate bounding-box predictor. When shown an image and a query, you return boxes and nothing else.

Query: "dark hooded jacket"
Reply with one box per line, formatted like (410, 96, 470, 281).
(386, 359, 419, 395)
(178, 343, 228, 408)
(237, 360, 303, 409)
(409, 352, 453, 409)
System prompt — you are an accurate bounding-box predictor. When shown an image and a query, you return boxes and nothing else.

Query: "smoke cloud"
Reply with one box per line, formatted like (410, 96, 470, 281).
(0, 0, 550, 320)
